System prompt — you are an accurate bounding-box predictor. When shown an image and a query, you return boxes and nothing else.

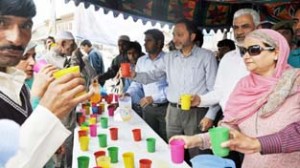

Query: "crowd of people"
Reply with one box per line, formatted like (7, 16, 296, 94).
(0, 0, 300, 167)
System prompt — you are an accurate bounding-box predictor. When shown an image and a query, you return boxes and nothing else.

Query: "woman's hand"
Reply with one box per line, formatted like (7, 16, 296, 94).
(169, 134, 203, 149)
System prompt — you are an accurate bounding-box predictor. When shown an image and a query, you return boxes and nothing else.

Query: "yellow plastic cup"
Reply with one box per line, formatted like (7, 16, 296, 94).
(89, 117, 97, 125)
(53, 66, 80, 79)
(53, 66, 86, 97)
(96, 156, 111, 168)
(123, 152, 134, 168)
(181, 94, 192, 111)
(79, 136, 89, 151)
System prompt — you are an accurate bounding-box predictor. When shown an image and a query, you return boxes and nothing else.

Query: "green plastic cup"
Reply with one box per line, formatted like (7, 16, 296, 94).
(77, 156, 89, 168)
(100, 117, 108, 129)
(146, 138, 156, 153)
(108, 146, 119, 163)
(98, 134, 107, 148)
(209, 127, 230, 157)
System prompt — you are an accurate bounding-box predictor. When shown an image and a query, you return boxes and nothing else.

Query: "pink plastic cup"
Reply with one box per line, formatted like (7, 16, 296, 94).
(89, 124, 97, 137)
(108, 106, 115, 117)
(169, 139, 185, 164)
(33, 59, 47, 73)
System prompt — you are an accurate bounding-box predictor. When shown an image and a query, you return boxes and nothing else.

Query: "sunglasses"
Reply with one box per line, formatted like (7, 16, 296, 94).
(240, 45, 275, 56)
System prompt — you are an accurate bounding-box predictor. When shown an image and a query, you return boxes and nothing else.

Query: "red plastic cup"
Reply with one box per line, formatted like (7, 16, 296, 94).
(139, 159, 152, 168)
(121, 63, 131, 77)
(94, 150, 106, 164)
(169, 139, 185, 164)
(132, 128, 141, 141)
(78, 130, 88, 138)
(78, 116, 86, 126)
(109, 127, 118, 140)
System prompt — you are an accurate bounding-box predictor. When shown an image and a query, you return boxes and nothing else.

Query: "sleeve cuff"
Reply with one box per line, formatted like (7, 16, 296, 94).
(257, 133, 282, 155)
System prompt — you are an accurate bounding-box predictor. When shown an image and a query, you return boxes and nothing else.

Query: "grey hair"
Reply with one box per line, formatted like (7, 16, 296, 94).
(233, 9, 260, 27)
(247, 30, 277, 48)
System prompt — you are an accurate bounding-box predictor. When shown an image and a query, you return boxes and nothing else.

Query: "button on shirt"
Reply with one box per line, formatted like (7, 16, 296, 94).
(126, 52, 168, 104)
(134, 45, 218, 103)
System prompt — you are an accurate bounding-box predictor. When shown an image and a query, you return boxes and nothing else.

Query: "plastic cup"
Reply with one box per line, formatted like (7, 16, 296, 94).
(89, 124, 97, 137)
(108, 106, 115, 117)
(108, 146, 119, 163)
(33, 59, 47, 73)
(109, 127, 118, 140)
(78, 130, 88, 139)
(139, 159, 152, 168)
(79, 136, 89, 151)
(169, 139, 185, 164)
(78, 116, 85, 126)
(209, 127, 230, 157)
(89, 117, 97, 125)
(92, 106, 99, 114)
(123, 152, 135, 168)
(100, 117, 108, 129)
(94, 150, 106, 164)
(96, 156, 111, 168)
(77, 156, 90, 168)
(132, 128, 141, 141)
(84, 105, 90, 115)
(98, 134, 107, 148)
(99, 103, 105, 114)
(180, 94, 192, 110)
(121, 63, 131, 77)
(146, 138, 156, 153)
(53, 66, 80, 79)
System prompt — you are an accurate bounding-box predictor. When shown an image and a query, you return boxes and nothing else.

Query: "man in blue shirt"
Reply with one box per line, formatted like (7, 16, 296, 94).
(80, 39, 105, 75)
(126, 29, 168, 141)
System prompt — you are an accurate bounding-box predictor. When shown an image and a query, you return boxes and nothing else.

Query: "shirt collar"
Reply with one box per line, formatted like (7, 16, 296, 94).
(146, 51, 165, 60)
(0, 67, 26, 105)
(175, 45, 197, 57)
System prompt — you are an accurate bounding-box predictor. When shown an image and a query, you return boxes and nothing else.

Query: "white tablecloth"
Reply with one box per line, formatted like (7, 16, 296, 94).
(72, 108, 191, 168)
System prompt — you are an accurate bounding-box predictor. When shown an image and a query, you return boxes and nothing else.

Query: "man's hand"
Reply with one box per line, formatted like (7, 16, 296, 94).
(221, 129, 262, 154)
(169, 134, 203, 149)
(39, 73, 92, 119)
(199, 117, 214, 131)
(139, 96, 153, 108)
(31, 64, 57, 98)
(191, 95, 201, 107)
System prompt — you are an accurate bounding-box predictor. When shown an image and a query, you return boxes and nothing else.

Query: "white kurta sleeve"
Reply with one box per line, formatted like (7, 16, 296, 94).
(5, 105, 71, 168)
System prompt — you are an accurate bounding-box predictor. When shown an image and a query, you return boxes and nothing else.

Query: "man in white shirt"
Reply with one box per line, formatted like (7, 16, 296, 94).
(194, 9, 260, 131)
(0, 0, 91, 167)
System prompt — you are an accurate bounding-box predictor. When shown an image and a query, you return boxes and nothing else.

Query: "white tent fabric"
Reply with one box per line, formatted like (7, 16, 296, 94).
(73, 4, 173, 47)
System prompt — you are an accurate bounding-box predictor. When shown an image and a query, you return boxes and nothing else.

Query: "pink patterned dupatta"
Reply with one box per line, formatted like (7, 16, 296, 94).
(223, 29, 293, 124)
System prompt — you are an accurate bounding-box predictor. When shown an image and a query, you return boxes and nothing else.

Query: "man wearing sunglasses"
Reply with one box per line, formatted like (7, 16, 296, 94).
(195, 8, 259, 133)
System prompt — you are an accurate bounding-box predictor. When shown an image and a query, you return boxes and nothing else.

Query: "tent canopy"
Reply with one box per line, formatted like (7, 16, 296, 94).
(65, 0, 300, 32)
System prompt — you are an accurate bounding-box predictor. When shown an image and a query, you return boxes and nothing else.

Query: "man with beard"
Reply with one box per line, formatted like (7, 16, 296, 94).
(130, 19, 218, 159)
(288, 6, 300, 67)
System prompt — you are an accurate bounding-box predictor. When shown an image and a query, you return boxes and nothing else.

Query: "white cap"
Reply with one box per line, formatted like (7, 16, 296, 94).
(23, 41, 37, 55)
(55, 31, 75, 40)
(118, 35, 130, 42)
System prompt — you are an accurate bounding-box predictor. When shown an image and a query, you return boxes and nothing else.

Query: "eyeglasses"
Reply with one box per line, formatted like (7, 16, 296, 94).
(240, 45, 275, 56)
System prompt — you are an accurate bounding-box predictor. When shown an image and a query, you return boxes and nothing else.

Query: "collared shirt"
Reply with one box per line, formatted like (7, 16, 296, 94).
(127, 52, 168, 104)
(134, 45, 218, 103)
(200, 48, 248, 112)
(0, 67, 26, 106)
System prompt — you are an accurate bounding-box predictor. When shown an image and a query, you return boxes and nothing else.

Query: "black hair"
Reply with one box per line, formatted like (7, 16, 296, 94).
(144, 29, 165, 49)
(217, 39, 236, 50)
(0, 0, 36, 18)
(194, 30, 204, 47)
(175, 18, 198, 35)
(80, 39, 92, 47)
(128, 41, 143, 57)
(47, 36, 55, 43)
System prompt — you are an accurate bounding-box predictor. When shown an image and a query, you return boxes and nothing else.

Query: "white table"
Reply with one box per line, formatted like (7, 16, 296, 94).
(72, 108, 191, 168)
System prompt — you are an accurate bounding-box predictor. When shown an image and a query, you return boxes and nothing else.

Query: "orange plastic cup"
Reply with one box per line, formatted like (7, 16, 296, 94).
(121, 63, 131, 77)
